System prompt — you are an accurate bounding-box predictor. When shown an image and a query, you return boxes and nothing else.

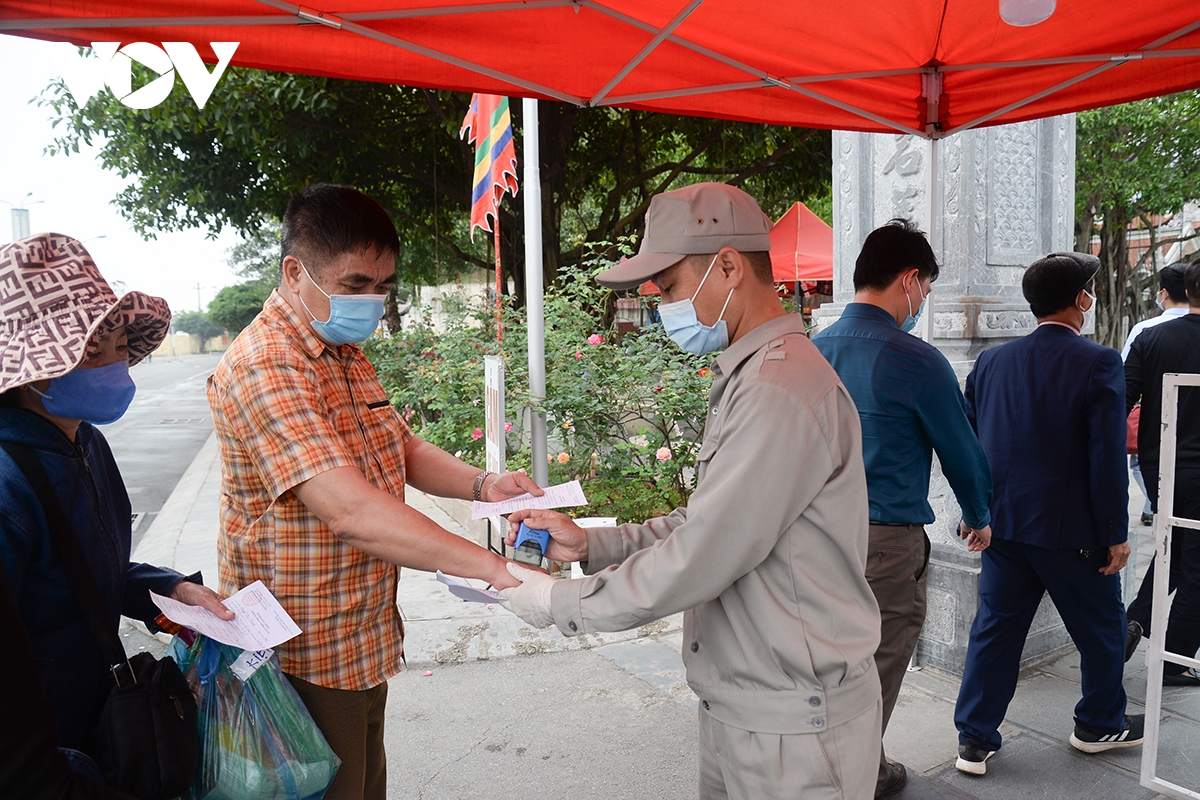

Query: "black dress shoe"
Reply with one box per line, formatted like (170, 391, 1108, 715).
(875, 759, 907, 798)
(1125, 620, 1143, 662)
(1163, 668, 1200, 686)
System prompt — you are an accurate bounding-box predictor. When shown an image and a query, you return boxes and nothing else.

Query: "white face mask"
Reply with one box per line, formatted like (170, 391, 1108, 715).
(1080, 290, 1097, 332)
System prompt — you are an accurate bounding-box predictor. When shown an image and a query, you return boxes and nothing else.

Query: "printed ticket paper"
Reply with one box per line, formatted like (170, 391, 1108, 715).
(436, 571, 504, 604)
(151, 580, 302, 650)
(470, 479, 588, 519)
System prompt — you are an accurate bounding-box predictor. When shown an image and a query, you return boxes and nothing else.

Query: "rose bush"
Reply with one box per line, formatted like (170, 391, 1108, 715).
(364, 244, 713, 522)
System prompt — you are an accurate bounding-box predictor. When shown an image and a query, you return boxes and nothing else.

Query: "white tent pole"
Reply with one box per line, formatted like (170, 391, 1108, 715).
(523, 97, 548, 487)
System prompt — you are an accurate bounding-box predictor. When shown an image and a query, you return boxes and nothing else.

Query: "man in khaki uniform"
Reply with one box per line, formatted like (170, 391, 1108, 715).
(501, 182, 882, 800)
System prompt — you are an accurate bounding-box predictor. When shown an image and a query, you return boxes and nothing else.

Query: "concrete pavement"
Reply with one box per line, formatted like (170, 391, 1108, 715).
(124, 432, 1199, 799)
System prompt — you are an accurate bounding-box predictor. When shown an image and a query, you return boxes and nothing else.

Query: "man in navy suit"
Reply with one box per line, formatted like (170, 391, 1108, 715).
(953, 252, 1142, 776)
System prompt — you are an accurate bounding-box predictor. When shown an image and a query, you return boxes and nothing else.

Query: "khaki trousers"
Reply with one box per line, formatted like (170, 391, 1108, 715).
(286, 674, 389, 800)
(865, 523, 930, 787)
(698, 700, 881, 800)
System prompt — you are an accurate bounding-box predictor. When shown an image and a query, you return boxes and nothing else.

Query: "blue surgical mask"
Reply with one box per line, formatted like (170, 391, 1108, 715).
(658, 255, 734, 355)
(297, 260, 386, 345)
(37, 361, 136, 425)
(1156, 293, 1165, 311)
(900, 275, 927, 333)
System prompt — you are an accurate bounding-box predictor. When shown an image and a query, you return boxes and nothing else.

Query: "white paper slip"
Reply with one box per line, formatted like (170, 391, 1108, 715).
(436, 571, 504, 604)
(151, 580, 302, 650)
(470, 479, 588, 519)
(229, 648, 275, 682)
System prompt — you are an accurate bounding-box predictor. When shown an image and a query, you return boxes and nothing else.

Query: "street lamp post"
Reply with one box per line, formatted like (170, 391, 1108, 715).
(2, 193, 45, 241)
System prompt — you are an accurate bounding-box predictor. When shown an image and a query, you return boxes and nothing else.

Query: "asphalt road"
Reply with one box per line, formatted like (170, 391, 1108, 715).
(98, 352, 223, 551)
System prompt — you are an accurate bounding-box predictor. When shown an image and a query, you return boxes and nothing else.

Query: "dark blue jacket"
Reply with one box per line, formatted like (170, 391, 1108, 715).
(0, 408, 194, 752)
(965, 325, 1128, 551)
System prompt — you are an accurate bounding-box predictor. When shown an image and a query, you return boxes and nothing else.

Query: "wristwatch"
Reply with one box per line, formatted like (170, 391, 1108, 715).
(473, 471, 493, 502)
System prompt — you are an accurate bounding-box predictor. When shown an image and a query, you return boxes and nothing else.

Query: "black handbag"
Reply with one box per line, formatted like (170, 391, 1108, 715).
(1, 441, 199, 800)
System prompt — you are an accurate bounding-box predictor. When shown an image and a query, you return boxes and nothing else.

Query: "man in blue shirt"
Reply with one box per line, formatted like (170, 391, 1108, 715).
(813, 219, 993, 798)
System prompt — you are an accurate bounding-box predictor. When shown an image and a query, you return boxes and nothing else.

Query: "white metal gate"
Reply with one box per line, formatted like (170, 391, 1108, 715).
(1140, 372, 1200, 799)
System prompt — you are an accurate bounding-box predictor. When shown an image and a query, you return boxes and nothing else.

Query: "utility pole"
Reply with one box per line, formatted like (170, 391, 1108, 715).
(3, 192, 41, 241)
(194, 282, 204, 311)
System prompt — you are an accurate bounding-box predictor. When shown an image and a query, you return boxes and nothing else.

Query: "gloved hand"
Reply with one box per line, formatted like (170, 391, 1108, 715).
(498, 562, 556, 629)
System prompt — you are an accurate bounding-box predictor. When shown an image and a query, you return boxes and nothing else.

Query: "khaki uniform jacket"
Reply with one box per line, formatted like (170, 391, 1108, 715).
(550, 315, 881, 735)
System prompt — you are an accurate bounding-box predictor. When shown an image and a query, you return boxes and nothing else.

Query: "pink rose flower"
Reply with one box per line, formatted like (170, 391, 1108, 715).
(587, 333, 605, 346)
(471, 428, 483, 440)
(574, 351, 583, 360)
(656, 447, 672, 462)
(504, 421, 513, 433)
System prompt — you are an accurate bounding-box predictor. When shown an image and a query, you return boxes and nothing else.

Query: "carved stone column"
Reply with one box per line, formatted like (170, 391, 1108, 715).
(814, 116, 1078, 678)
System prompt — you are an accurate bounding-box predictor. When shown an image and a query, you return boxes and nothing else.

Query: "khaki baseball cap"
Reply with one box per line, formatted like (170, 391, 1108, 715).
(596, 182, 773, 290)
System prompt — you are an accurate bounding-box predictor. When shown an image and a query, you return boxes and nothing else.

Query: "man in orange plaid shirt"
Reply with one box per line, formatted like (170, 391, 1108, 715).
(207, 184, 539, 800)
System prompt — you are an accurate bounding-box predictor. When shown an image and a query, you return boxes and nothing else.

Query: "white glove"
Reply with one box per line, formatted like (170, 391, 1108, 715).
(498, 562, 556, 629)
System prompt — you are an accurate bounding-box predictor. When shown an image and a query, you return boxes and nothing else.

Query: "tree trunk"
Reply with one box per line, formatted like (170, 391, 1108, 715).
(1095, 209, 1129, 348)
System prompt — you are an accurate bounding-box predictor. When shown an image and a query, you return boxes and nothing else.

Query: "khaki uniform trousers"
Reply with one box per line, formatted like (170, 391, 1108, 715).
(865, 523, 930, 787)
(698, 700, 882, 800)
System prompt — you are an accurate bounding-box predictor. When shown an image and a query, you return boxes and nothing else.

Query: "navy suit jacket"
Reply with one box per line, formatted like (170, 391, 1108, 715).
(965, 324, 1128, 551)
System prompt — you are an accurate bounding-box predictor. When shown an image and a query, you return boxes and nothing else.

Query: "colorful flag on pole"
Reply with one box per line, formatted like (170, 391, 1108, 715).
(461, 94, 519, 239)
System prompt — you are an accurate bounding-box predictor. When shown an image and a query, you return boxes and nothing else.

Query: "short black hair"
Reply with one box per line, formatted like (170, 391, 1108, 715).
(1158, 263, 1187, 304)
(1022, 252, 1100, 318)
(1186, 261, 1200, 308)
(281, 184, 400, 276)
(852, 219, 940, 292)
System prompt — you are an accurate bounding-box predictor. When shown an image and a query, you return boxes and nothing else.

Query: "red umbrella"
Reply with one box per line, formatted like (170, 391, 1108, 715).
(3, 1, 1199, 137)
(770, 202, 832, 284)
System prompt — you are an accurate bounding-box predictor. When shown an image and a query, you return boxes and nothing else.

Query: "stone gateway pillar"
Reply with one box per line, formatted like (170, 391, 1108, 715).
(813, 115, 1079, 677)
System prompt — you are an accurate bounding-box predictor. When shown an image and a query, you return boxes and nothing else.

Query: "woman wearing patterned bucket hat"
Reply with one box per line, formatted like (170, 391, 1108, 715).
(0, 233, 232, 786)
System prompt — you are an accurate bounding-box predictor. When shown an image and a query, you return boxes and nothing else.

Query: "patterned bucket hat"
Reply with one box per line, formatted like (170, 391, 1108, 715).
(0, 233, 172, 392)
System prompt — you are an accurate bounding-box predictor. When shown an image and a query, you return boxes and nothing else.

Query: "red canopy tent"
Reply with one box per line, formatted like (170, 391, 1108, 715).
(2, 1, 1199, 138)
(770, 201, 832, 284)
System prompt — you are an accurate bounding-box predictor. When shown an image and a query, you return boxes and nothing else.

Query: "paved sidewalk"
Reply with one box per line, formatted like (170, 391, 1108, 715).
(124, 435, 1199, 799)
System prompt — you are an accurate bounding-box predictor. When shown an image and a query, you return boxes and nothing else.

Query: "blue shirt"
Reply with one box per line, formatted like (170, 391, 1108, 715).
(812, 302, 992, 528)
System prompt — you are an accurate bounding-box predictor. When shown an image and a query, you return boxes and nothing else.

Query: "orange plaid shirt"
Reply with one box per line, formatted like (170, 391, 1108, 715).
(207, 290, 413, 690)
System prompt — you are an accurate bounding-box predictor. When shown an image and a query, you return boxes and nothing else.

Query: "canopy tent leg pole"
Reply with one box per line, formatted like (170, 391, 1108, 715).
(494, 222, 503, 341)
(523, 97, 548, 487)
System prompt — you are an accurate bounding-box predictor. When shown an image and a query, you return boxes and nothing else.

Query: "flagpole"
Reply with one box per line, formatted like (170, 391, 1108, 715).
(494, 221, 503, 341)
(523, 97, 547, 488)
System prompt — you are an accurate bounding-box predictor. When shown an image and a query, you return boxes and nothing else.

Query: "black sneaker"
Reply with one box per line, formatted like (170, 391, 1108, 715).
(955, 738, 996, 775)
(1069, 714, 1145, 753)
(1163, 667, 1200, 686)
(1141, 512, 1154, 525)
(1125, 620, 1143, 663)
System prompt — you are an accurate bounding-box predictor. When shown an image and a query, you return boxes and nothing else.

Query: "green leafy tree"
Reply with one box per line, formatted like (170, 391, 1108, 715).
(1075, 91, 1200, 347)
(208, 282, 271, 334)
(365, 242, 711, 522)
(172, 310, 224, 352)
(226, 222, 282, 287)
(43, 66, 831, 302)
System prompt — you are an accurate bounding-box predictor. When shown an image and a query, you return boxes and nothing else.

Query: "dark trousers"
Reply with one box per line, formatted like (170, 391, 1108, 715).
(865, 523, 929, 785)
(286, 674, 389, 800)
(954, 538, 1127, 751)
(1127, 467, 1200, 675)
